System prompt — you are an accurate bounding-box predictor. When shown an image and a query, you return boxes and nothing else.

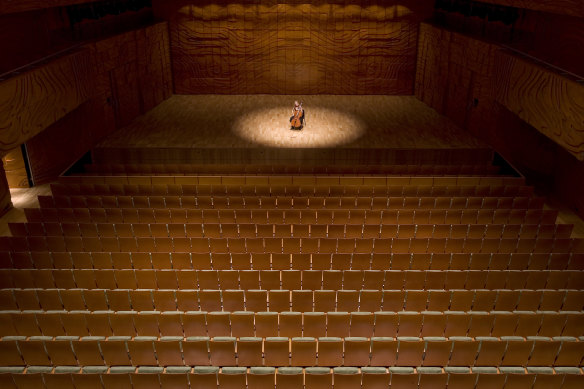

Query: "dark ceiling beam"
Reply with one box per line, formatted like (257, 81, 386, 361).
(0, 0, 97, 15)
(477, 0, 584, 18)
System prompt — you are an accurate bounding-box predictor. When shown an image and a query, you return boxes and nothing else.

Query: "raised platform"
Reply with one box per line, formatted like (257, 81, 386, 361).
(93, 95, 491, 166)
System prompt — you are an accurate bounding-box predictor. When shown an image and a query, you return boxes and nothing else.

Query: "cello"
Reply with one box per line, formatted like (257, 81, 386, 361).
(290, 101, 304, 130)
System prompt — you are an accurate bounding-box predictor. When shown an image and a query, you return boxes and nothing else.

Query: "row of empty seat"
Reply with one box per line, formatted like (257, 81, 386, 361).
(2, 269, 582, 290)
(38, 195, 546, 210)
(22, 208, 561, 226)
(51, 181, 531, 197)
(83, 162, 503, 175)
(3, 288, 583, 312)
(3, 365, 581, 389)
(3, 335, 583, 367)
(4, 236, 580, 254)
(2, 310, 583, 338)
(11, 222, 572, 240)
(4, 251, 581, 271)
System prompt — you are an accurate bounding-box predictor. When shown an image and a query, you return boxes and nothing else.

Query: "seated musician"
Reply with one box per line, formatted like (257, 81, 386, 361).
(290, 100, 305, 127)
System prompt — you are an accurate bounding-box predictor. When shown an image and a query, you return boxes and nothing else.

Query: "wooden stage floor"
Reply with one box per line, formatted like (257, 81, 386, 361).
(94, 95, 490, 165)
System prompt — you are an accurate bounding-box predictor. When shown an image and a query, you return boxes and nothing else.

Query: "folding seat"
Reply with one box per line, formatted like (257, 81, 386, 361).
(247, 367, 275, 389)
(36, 310, 67, 337)
(292, 290, 313, 312)
(302, 270, 322, 290)
(265, 337, 290, 366)
(209, 337, 237, 366)
(282, 270, 301, 290)
(396, 337, 425, 366)
(423, 337, 451, 366)
(304, 367, 332, 389)
(133, 311, 161, 337)
(427, 290, 451, 311)
(217, 367, 247, 389)
(18, 337, 52, 365)
(491, 311, 519, 337)
(343, 270, 364, 290)
(328, 225, 345, 239)
(290, 337, 317, 366)
(444, 367, 478, 389)
(206, 312, 231, 338)
(128, 336, 158, 365)
(174, 289, 199, 311)
(405, 290, 428, 312)
(100, 336, 132, 365)
(501, 337, 534, 366)
(218, 270, 239, 289)
(323, 311, 349, 338)
(444, 312, 470, 338)
(302, 211, 317, 225)
(108, 311, 138, 337)
(331, 253, 351, 270)
(279, 311, 302, 338)
(292, 224, 310, 238)
(528, 337, 561, 366)
(218, 289, 243, 312)
(277, 367, 306, 389)
(158, 311, 184, 337)
(273, 253, 291, 270)
(449, 337, 479, 366)
(381, 290, 405, 312)
(421, 311, 446, 338)
(337, 290, 359, 312)
(319, 238, 337, 253)
(181, 337, 211, 366)
(333, 367, 361, 389)
(350, 312, 374, 337)
(360, 290, 383, 313)
(371, 337, 398, 366)
(260, 270, 280, 290)
(371, 254, 390, 270)
(195, 270, 218, 289)
(316, 337, 343, 366)
(252, 311, 277, 338)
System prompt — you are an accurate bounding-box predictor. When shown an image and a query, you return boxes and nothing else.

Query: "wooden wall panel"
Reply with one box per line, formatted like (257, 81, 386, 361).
(21, 22, 172, 184)
(0, 48, 95, 154)
(415, 22, 584, 218)
(495, 51, 584, 161)
(154, 0, 433, 94)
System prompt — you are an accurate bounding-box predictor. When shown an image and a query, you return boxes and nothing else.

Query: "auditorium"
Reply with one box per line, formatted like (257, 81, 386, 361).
(0, 0, 583, 387)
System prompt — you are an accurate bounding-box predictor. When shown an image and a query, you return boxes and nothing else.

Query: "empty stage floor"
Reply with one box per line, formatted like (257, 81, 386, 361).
(94, 95, 490, 165)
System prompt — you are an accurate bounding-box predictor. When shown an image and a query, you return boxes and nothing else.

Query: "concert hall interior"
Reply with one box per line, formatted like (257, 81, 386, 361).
(0, 0, 584, 388)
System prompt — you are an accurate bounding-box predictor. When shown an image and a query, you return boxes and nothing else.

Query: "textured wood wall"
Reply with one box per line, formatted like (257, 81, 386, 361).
(0, 49, 95, 154)
(415, 22, 584, 161)
(495, 51, 584, 161)
(415, 23, 500, 133)
(154, 0, 433, 94)
(415, 22, 584, 218)
(21, 22, 172, 185)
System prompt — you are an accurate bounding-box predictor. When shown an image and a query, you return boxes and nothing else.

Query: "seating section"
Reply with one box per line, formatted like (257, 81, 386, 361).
(0, 166, 583, 388)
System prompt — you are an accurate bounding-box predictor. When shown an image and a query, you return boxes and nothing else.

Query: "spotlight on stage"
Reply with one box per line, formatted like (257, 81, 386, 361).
(232, 105, 366, 148)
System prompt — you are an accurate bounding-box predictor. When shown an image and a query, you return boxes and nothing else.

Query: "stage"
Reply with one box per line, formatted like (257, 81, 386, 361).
(93, 95, 491, 166)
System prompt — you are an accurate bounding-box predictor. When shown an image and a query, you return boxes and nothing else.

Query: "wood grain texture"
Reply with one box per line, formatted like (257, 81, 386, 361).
(415, 23, 500, 134)
(154, 0, 432, 94)
(495, 50, 584, 161)
(477, 0, 584, 18)
(0, 48, 95, 154)
(22, 22, 172, 184)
